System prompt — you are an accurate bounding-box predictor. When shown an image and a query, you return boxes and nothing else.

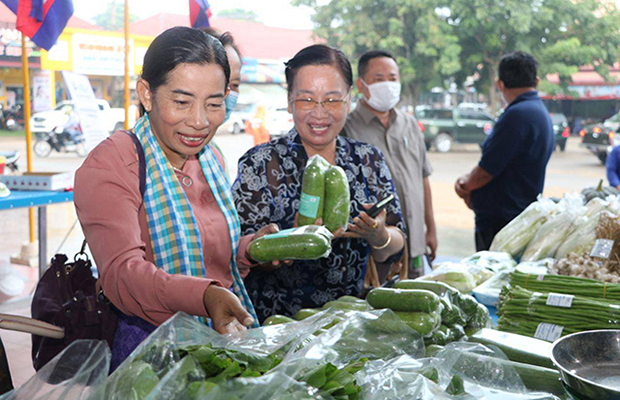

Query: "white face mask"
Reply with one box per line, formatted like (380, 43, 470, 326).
(362, 80, 401, 112)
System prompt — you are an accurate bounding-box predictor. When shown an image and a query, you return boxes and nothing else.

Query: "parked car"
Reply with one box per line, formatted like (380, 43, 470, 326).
(550, 113, 570, 152)
(234, 102, 258, 124)
(218, 113, 244, 134)
(417, 108, 495, 152)
(580, 112, 620, 164)
(29, 99, 135, 135)
(265, 106, 293, 138)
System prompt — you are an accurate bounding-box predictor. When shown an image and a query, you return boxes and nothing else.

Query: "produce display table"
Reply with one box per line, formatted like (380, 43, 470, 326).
(486, 305, 498, 325)
(0, 190, 74, 277)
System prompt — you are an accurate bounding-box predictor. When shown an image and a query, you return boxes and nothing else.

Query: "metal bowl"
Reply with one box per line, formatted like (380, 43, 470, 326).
(551, 330, 620, 400)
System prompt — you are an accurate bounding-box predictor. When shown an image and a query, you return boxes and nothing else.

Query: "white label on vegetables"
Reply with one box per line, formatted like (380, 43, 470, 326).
(535, 323, 564, 342)
(536, 275, 545, 281)
(546, 292, 574, 308)
(590, 239, 614, 259)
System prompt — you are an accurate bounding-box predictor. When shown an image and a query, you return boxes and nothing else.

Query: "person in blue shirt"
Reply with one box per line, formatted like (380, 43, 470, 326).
(607, 146, 620, 189)
(455, 51, 555, 251)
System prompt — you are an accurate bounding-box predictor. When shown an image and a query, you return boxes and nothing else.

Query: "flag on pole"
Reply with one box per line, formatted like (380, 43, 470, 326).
(0, 0, 17, 13)
(0, 0, 74, 51)
(189, 0, 211, 28)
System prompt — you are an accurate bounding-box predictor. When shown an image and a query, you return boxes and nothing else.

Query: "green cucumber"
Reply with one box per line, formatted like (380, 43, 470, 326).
(440, 297, 467, 327)
(248, 226, 332, 262)
(457, 294, 480, 318)
(393, 311, 441, 336)
(366, 288, 441, 313)
(321, 300, 369, 312)
(425, 344, 444, 358)
(394, 280, 458, 296)
(452, 351, 563, 396)
(263, 315, 295, 326)
(323, 165, 350, 233)
(465, 304, 491, 334)
(294, 308, 321, 320)
(467, 328, 554, 368)
(298, 156, 329, 226)
(336, 295, 364, 304)
(425, 328, 449, 346)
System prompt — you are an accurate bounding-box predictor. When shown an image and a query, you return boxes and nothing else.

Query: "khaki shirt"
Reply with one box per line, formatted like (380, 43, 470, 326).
(343, 104, 432, 257)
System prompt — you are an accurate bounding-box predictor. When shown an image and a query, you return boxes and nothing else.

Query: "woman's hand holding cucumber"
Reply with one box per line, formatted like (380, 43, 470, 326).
(247, 223, 294, 271)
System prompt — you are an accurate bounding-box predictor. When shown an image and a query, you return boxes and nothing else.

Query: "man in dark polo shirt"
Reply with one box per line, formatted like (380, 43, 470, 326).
(455, 51, 554, 251)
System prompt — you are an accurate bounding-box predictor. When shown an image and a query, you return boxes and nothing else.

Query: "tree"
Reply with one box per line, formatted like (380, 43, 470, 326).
(293, 0, 461, 106)
(217, 8, 259, 21)
(438, 0, 620, 112)
(93, 1, 138, 31)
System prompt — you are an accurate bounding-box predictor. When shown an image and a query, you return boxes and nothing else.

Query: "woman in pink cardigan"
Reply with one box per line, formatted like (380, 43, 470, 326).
(74, 27, 277, 370)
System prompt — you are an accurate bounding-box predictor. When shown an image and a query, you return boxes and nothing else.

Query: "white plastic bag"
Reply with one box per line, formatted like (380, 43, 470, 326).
(490, 198, 558, 258)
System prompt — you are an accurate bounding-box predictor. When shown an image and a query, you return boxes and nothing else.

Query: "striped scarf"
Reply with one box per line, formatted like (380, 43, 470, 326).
(134, 114, 258, 327)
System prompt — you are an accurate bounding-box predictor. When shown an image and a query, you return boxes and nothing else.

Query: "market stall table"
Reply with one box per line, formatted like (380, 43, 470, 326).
(0, 190, 74, 277)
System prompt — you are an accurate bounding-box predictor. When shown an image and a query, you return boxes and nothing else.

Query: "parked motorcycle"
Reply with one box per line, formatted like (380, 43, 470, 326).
(3, 105, 24, 131)
(0, 150, 19, 174)
(33, 122, 87, 157)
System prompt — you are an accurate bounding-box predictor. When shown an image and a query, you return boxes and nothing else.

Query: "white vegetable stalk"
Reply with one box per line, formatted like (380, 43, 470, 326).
(489, 198, 558, 258)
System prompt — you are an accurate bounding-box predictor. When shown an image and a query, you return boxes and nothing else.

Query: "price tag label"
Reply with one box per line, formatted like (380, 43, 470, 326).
(546, 292, 574, 308)
(590, 239, 614, 259)
(534, 323, 564, 342)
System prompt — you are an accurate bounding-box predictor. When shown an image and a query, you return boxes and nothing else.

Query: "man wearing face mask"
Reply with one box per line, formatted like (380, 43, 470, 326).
(344, 50, 436, 279)
(455, 51, 554, 251)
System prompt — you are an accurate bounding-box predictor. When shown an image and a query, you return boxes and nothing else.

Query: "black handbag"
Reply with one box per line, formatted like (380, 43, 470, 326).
(30, 131, 146, 370)
(30, 247, 118, 371)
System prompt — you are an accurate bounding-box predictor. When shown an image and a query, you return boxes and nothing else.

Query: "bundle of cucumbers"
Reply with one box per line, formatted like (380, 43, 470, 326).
(367, 281, 491, 345)
(248, 225, 333, 263)
(299, 154, 350, 233)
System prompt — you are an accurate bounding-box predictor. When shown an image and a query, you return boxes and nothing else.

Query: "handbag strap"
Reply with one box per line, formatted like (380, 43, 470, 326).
(363, 240, 409, 290)
(74, 131, 147, 278)
(124, 130, 146, 198)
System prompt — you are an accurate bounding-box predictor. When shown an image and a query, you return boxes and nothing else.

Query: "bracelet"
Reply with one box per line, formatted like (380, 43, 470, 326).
(371, 232, 392, 250)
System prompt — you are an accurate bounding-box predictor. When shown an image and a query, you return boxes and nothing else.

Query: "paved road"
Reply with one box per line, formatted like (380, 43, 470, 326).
(0, 133, 606, 261)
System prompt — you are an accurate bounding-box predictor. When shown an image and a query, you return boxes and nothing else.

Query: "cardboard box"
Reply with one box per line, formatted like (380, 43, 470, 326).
(0, 172, 74, 191)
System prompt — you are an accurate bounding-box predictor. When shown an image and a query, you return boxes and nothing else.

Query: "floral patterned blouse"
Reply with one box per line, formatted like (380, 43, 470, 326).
(232, 128, 406, 322)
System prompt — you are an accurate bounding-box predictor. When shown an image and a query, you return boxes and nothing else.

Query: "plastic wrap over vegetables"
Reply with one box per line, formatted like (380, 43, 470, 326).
(461, 251, 516, 273)
(419, 263, 479, 293)
(489, 197, 558, 258)
(521, 194, 587, 261)
(554, 211, 612, 259)
(106, 311, 339, 400)
(0, 340, 110, 400)
(585, 197, 609, 218)
(357, 343, 561, 399)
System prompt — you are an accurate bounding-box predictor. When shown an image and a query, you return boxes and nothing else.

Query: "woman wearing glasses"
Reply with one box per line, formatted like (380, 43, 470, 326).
(232, 44, 406, 322)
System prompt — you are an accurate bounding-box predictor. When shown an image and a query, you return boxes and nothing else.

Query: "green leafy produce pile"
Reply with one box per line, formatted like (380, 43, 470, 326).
(107, 342, 367, 400)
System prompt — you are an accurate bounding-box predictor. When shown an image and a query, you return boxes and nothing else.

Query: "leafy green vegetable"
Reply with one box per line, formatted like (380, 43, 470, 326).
(446, 374, 466, 396)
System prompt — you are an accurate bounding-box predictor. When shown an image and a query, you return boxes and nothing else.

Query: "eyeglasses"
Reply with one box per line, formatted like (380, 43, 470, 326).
(292, 96, 349, 112)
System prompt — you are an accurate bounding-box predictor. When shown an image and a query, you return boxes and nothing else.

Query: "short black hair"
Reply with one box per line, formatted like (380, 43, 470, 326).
(498, 51, 538, 89)
(141, 26, 230, 98)
(201, 27, 242, 59)
(358, 50, 396, 80)
(284, 44, 353, 95)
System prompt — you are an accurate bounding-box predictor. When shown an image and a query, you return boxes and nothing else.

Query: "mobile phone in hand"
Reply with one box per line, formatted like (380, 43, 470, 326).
(366, 194, 395, 218)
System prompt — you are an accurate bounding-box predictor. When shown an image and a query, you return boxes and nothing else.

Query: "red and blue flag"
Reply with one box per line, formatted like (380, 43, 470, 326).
(0, 0, 74, 51)
(189, 0, 211, 28)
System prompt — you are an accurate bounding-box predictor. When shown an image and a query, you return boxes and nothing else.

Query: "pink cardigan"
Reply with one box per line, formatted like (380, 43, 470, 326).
(74, 132, 255, 326)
